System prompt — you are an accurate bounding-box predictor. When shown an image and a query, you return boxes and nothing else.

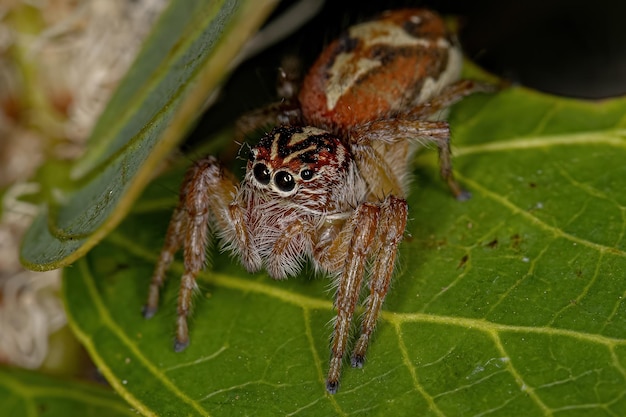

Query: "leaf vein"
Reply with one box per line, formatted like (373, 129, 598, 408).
(547, 251, 604, 327)
(486, 330, 553, 415)
(162, 345, 229, 372)
(392, 321, 446, 417)
(73, 259, 209, 417)
(456, 129, 626, 157)
(457, 174, 626, 258)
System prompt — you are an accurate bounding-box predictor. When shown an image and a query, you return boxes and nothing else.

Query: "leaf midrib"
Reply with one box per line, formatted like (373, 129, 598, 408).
(455, 128, 626, 157)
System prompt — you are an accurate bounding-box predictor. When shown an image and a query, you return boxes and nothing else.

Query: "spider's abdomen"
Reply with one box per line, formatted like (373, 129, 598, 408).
(299, 9, 462, 133)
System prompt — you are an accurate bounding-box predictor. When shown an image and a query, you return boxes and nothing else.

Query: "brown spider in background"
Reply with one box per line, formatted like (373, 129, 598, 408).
(143, 8, 493, 393)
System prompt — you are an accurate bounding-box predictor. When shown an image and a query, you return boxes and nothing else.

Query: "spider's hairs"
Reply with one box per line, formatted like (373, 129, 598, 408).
(321, 261, 394, 358)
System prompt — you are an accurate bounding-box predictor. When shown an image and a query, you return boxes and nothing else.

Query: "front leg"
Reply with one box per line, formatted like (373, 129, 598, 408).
(144, 156, 260, 351)
(326, 202, 380, 394)
(352, 196, 407, 366)
(323, 196, 408, 394)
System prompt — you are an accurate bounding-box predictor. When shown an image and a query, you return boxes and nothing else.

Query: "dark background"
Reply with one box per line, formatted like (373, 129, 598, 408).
(452, 0, 626, 99)
(284, 0, 626, 99)
(191, 0, 626, 147)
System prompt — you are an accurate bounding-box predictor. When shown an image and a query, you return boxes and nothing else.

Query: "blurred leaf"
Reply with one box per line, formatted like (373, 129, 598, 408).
(0, 366, 134, 417)
(20, 0, 278, 271)
(62, 83, 626, 416)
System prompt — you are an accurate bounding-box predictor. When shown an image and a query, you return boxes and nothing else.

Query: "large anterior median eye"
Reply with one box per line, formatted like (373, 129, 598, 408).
(253, 163, 271, 185)
(274, 171, 295, 192)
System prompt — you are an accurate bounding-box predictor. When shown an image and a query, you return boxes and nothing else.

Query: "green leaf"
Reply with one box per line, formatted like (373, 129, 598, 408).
(0, 366, 135, 416)
(63, 85, 626, 416)
(20, 0, 278, 271)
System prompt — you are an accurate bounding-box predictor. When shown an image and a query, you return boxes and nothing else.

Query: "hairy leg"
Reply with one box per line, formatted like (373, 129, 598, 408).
(351, 119, 470, 200)
(406, 79, 497, 120)
(326, 202, 379, 394)
(352, 196, 407, 366)
(144, 157, 259, 351)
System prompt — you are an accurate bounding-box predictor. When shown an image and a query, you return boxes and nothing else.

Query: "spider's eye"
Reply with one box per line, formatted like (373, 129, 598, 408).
(300, 169, 314, 180)
(253, 163, 271, 185)
(274, 171, 295, 192)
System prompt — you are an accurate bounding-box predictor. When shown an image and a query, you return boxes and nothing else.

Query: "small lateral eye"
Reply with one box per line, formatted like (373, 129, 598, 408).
(274, 171, 295, 192)
(253, 163, 271, 185)
(300, 169, 314, 180)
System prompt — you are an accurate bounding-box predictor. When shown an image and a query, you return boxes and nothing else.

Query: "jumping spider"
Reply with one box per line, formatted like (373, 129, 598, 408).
(144, 8, 493, 393)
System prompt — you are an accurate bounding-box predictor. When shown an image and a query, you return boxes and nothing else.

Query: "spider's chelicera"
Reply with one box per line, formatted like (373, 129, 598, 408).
(143, 8, 494, 394)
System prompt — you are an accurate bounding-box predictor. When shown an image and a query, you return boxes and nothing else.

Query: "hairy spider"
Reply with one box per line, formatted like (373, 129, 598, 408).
(144, 8, 492, 394)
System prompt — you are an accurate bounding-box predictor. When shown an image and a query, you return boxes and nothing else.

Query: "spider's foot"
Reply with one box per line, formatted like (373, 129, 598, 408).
(456, 189, 472, 202)
(326, 379, 339, 394)
(468, 79, 502, 94)
(174, 339, 189, 352)
(142, 304, 158, 319)
(351, 353, 365, 368)
(446, 178, 472, 202)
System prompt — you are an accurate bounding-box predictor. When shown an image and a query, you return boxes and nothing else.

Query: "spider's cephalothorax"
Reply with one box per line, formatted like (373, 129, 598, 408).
(238, 125, 367, 279)
(144, 8, 494, 394)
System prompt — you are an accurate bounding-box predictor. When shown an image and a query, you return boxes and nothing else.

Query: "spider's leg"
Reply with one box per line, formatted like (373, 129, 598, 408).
(144, 157, 210, 319)
(145, 156, 259, 352)
(349, 140, 406, 198)
(143, 202, 186, 319)
(233, 55, 303, 146)
(276, 54, 303, 102)
(352, 119, 470, 200)
(230, 103, 302, 165)
(406, 79, 497, 120)
(352, 196, 407, 367)
(234, 102, 300, 141)
(326, 203, 380, 394)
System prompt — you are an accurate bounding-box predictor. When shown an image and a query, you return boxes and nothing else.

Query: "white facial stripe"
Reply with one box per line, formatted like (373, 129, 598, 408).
(301, 126, 328, 135)
(273, 127, 331, 163)
(283, 144, 317, 164)
(271, 132, 280, 160)
(287, 129, 318, 146)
